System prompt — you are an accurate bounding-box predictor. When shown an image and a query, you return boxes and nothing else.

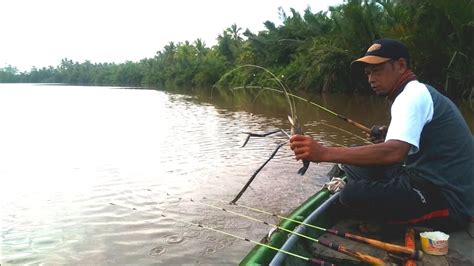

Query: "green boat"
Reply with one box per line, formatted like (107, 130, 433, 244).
(240, 184, 474, 266)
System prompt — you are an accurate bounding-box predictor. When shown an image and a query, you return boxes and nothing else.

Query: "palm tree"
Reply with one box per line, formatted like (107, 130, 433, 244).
(227, 23, 243, 41)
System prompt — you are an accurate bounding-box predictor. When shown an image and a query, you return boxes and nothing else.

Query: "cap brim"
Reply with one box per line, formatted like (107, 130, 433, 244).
(350, 55, 391, 84)
(351, 55, 391, 66)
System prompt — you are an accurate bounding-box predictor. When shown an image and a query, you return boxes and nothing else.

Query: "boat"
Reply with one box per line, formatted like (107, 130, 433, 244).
(240, 182, 474, 265)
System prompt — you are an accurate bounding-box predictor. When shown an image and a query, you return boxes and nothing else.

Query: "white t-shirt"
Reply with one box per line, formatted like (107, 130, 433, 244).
(385, 80, 434, 155)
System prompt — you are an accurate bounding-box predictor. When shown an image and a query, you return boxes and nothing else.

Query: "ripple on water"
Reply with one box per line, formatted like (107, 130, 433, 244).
(165, 234, 184, 244)
(202, 246, 217, 256)
(215, 241, 226, 250)
(0, 87, 348, 265)
(149, 246, 166, 257)
(4, 255, 44, 265)
(219, 237, 236, 247)
(30, 236, 63, 252)
(183, 229, 202, 239)
(224, 219, 252, 230)
(164, 197, 182, 207)
(205, 234, 218, 242)
(173, 221, 188, 228)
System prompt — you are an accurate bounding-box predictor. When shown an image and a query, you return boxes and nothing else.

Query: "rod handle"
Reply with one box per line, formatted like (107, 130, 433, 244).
(404, 228, 416, 266)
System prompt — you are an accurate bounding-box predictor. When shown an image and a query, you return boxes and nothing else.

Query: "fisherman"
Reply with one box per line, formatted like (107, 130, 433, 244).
(290, 38, 474, 232)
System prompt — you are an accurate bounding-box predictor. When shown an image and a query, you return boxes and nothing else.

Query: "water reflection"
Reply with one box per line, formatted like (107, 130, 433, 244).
(0, 84, 471, 265)
(0, 84, 320, 264)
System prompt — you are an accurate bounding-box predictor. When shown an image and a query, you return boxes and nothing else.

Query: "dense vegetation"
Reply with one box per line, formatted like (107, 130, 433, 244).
(1, 0, 473, 99)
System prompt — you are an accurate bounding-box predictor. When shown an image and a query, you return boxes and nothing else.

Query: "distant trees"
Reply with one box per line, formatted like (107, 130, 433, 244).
(0, 65, 20, 82)
(1, 0, 472, 99)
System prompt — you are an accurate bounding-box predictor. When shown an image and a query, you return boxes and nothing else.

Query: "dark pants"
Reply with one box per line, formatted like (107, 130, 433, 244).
(339, 164, 464, 231)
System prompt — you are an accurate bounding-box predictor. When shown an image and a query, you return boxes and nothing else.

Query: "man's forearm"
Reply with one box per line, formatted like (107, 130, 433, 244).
(321, 140, 409, 166)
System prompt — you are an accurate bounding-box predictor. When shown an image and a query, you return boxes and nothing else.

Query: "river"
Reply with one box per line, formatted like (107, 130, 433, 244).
(1, 84, 472, 264)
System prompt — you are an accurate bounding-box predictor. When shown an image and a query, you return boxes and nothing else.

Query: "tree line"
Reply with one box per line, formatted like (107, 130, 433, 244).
(1, 0, 472, 100)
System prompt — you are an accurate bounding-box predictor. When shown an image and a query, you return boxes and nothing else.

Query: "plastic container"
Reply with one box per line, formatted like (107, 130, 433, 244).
(420, 231, 449, 255)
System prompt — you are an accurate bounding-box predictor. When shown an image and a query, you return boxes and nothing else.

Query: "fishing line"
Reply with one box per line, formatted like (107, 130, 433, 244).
(232, 85, 371, 134)
(202, 196, 422, 260)
(108, 202, 334, 266)
(223, 65, 371, 204)
(315, 121, 371, 144)
(148, 189, 419, 262)
(219, 64, 297, 120)
(164, 194, 389, 266)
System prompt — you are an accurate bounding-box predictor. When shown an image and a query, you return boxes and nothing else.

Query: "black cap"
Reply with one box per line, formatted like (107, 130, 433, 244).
(351, 38, 410, 67)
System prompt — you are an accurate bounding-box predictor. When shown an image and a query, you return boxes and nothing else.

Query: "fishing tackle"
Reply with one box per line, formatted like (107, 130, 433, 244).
(109, 202, 335, 266)
(204, 196, 423, 260)
(222, 65, 311, 204)
(220, 65, 373, 204)
(231, 114, 311, 204)
(288, 115, 310, 175)
(233, 85, 372, 134)
(177, 196, 390, 266)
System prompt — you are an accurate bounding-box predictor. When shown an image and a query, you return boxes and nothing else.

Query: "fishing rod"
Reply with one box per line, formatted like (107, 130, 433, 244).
(315, 121, 371, 144)
(231, 125, 365, 204)
(204, 196, 423, 260)
(173, 196, 390, 266)
(233, 86, 372, 134)
(231, 114, 369, 204)
(108, 202, 334, 266)
(225, 66, 371, 205)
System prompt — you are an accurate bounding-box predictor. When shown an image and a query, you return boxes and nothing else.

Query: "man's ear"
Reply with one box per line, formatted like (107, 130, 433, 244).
(396, 58, 408, 73)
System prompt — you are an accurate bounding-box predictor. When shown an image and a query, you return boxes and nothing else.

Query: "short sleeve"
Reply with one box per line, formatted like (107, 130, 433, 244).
(385, 81, 434, 154)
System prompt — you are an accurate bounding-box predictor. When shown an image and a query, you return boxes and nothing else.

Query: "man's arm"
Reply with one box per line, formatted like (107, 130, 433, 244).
(289, 134, 411, 166)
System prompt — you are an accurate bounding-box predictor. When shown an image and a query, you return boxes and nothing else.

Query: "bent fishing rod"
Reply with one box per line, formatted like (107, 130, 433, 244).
(109, 202, 334, 266)
(203, 196, 423, 260)
(231, 126, 367, 205)
(170, 195, 390, 266)
(233, 86, 372, 134)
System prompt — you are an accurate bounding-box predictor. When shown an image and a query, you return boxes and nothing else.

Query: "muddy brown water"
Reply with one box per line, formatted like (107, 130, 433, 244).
(1, 84, 471, 264)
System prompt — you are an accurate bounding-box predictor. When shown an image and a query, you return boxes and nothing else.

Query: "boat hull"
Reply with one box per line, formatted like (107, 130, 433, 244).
(240, 187, 335, 265)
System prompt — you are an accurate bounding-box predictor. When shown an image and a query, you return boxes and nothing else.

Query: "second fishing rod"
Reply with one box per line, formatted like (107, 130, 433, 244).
(232, 85, 372, 134)
(157, 191, 423, 260)
(204, 195, 423, 260)
(163, 193, 391, 266)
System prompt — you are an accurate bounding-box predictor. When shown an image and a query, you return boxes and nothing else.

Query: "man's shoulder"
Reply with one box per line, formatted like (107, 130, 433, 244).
(404, 81, 448, 101)
(395, 81, 432, 106)
(403, 80, 430, 94)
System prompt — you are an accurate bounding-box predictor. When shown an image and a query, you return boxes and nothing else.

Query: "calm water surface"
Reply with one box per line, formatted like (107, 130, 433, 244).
(1, 84, 472, 265)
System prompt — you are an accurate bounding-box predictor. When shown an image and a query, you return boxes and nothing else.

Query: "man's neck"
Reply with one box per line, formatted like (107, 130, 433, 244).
(387, 69, 417, 100)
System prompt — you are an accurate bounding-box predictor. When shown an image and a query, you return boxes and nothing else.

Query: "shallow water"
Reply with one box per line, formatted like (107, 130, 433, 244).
(0, 84, 471, 265)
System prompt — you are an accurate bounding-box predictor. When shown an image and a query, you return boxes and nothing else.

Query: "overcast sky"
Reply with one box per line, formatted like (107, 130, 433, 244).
(0, 0, 343, 72)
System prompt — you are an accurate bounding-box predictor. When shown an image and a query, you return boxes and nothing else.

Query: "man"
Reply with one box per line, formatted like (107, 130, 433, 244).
(290, 38, 473, 231)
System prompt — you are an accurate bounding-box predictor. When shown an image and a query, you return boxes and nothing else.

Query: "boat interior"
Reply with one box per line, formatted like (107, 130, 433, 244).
(281, 201, 474, 266)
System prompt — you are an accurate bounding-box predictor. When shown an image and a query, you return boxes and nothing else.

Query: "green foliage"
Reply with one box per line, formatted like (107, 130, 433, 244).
(2, 0, 472, 100)
(0, 65, 20, 82)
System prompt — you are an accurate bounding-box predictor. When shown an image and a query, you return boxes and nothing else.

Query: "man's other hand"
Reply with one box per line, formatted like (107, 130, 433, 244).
(367, 125, 388, 144)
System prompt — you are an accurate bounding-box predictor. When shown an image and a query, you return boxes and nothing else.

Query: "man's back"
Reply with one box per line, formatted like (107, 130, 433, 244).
(402, 83, 474, 223)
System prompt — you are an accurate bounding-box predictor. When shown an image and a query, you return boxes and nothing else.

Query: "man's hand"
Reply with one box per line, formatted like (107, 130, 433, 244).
(291, 134, 411, 166)
(289, 134, 327, 163)
(367, 125, 388, 144)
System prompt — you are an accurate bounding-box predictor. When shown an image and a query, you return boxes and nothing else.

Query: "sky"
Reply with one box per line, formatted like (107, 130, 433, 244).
(0, 0, 343, 72)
